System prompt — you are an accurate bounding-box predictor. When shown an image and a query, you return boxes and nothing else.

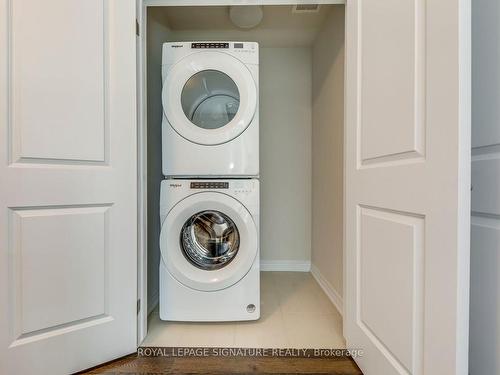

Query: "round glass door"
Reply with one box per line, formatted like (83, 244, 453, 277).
(181, 70, 240, 130)
(180, 210, 240, 270)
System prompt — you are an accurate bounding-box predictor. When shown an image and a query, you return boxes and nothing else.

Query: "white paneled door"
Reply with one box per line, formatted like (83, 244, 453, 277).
(0, 0, 137, 374)
(344, 1, 470, 375)
(469, 0, 500, 373)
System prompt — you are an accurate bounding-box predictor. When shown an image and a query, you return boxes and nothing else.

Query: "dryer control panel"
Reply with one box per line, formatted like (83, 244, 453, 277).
(191, 42, 229, 49)
(163, 41, 259, 65)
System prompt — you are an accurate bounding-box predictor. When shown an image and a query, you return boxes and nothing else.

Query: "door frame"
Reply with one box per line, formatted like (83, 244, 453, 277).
(136, 0, 346, 346)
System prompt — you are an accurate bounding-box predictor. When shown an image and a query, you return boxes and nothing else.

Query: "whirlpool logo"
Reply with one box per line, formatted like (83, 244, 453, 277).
(171, 45, 184, 48)
(169, 183, 182, 188)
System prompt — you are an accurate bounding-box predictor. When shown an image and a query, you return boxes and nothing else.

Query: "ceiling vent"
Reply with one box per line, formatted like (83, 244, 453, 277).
(292, 4, 320, 13)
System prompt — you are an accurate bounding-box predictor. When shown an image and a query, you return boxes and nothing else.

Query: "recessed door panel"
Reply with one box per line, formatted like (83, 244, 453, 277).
(469, 216, 500, 373)
(10, 0, 106, 163)
(359, 0, 425, 166)
(359, 207, 424, 374)
(10, 206, 108, 338)
(471, 0, 500, 150)
(469, 0, 500, 372)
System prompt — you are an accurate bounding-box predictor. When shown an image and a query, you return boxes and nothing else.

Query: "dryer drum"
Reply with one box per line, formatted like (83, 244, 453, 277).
(181, 70, 240, 130)
(180, 210, 240, 270)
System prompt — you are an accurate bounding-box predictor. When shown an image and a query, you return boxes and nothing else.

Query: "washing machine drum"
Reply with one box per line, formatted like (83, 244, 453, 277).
(180, 210, 240, 270)
(160, 192, 258, 291)
(162, 51, 257, 146)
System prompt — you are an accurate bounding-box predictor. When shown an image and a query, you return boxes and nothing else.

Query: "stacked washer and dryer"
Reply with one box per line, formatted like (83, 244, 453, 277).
(159, 42, 260, 321)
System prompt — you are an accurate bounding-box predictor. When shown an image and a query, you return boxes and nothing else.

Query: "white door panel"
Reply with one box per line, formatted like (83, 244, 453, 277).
(0, 1, 137, 374)
(11, 0, 105, 163)
(359, 0, 425, 164)
(12, 206, 108, 335)
(358, 207, 424, 374)
(345, 0, 470, 374)
(469, 0, 500, 373)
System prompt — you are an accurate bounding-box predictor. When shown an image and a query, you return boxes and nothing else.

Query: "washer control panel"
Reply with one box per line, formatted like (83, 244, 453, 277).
(190, 181, 229, 189)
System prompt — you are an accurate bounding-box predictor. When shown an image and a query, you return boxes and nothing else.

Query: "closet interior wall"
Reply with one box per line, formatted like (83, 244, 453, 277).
(146, 8, 171, 314)
(311, 7, 345, 310)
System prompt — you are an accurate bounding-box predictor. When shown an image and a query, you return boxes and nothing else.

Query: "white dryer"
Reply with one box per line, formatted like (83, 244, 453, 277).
(159, 179, 260, 321)
(161, 41, 259, 177)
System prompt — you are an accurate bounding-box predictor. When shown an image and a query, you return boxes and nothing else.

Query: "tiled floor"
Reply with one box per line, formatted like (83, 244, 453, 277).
(142, 271, 345, 349)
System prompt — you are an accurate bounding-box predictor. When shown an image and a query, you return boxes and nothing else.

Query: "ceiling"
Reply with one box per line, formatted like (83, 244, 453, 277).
(163, 6, 332, 30)
(154, 5, 341, 47)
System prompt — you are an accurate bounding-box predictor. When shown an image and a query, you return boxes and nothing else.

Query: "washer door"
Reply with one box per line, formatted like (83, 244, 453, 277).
(162, 51, 257, 146)
(160, 192, 258, 291)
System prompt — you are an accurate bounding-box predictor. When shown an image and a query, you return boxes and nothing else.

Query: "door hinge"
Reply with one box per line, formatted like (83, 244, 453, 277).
(137, 299, 141, 314)
(136, 20, 140, 36)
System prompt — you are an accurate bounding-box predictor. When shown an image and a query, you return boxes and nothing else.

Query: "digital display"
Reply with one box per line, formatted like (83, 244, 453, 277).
(191, 42, 229, 49)
(190, 182, 229, 189)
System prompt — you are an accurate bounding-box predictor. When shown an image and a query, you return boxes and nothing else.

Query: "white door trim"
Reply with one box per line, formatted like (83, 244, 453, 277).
(136, 0, 148, 346)
(144, 0, 345, 6)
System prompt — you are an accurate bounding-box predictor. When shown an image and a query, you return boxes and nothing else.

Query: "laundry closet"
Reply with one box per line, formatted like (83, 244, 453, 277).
(141, 3, 346, 349)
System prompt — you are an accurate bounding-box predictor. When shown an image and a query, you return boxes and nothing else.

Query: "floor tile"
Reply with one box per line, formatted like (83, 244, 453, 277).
(143, 271, 345, 349)
(177, 322, 236, 347)
(142, 311, 186, 347)
(234, 308, 288, 348)
(283, 313, 346, 349)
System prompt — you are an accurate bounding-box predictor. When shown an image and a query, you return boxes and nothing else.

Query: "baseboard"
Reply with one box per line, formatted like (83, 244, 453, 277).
(310, 264, 343, 316)
(260, 260, 311, 272)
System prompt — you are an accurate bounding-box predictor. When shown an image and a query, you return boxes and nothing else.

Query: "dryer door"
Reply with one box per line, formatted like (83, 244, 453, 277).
(162, 51, 257, 145)
(160, 192, 258, 291)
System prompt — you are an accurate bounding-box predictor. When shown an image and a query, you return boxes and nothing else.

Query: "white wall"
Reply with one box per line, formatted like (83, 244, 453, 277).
(469, 0, 500, 373)
(311, 7, 345, 305)
(146, 9, 170, 313)
(259, 47, 312, 267)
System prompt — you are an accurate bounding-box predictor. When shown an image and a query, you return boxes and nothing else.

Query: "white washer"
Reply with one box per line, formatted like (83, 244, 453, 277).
(162, 41, 259, 177)
(159, 179, 260, 321)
